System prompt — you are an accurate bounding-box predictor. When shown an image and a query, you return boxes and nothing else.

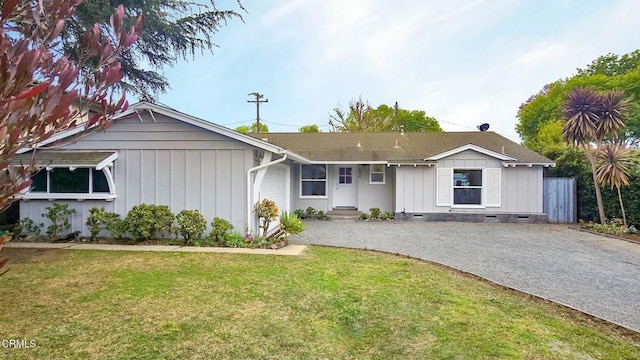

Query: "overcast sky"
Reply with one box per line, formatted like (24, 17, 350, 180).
(156, 0, 640, 142)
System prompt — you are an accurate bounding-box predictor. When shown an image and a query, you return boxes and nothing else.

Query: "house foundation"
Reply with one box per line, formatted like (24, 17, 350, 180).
(396, 212, 549, 223)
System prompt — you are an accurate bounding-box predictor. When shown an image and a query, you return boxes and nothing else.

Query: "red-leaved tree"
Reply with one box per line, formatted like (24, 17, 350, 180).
(0, 0, 143, 212)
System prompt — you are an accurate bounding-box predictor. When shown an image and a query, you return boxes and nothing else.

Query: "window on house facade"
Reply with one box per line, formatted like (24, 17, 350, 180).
(30, 168, 111, 194)
(300, 164, 327, 196)
(453, 169, 482, 205)
(14, 150, 118, 200)
(437, 168, 501, 207)
(370, 164, 385, 184)
(338, 167, 352, 184)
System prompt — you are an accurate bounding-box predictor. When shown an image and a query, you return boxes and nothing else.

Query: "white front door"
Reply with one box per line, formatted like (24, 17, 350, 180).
(333, 165, 357, 208)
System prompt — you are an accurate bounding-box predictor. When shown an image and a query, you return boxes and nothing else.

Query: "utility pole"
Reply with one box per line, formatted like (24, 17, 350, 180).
(394, 101, 399, 132)
(247, 92, 268, 132)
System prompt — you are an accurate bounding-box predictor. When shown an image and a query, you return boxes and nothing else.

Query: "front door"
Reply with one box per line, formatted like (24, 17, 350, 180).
(333, 166, 357, 208)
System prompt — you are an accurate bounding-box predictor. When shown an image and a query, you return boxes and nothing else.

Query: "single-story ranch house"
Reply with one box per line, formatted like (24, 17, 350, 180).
(14, 101, 555, 236)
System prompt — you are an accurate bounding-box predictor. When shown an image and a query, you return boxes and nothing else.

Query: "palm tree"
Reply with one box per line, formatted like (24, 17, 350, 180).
(561, 87, 630, 224)
(596, 143, 634, 226)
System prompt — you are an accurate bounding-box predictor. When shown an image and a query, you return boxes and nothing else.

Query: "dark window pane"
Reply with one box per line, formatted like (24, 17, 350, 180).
(371, 173, 384, 183)
(453, 170, 482, 187)
(302, 165, 326, 180)
(30, 171, 47, 192)
(50, 168, 89, 193)
(454, 188, 481, 204)
(339, 175, 352, 184)
(345, 168, 352, 176)
(92, 169, 110, 193)
(302, 181, 326, 196)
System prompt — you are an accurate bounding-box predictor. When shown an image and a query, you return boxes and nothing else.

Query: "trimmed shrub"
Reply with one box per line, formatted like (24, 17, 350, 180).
(370, 208, 381, 219)
(210, 217, 233, 244)
(13, 218, 43, 240)
(124, 204, 174, 241)
(174, 210, 207, 245)
(85, 207, 124, 240)
(42, 203, 76, 240)
(223, 232, 246, 248)
(294, 207, 329, 220)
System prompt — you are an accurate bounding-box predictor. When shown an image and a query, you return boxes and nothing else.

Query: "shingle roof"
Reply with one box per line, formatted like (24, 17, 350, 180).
(12, 151, 117, 169)
(251, 132, 553, 165)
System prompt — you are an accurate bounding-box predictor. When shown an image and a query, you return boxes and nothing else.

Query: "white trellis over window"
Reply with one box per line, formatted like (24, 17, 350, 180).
(12, 151, 118, 200)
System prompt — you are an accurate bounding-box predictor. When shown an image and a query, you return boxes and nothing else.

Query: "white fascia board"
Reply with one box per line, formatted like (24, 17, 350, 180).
(96, 152, 119, 170)
(388, 162, 437, 167)
(307, 161, 388, 165)
(502, 162, 556, 168)
(16, 125, 89, 154)
(425, 144, 517, 161)
(129, 102, 291, 155)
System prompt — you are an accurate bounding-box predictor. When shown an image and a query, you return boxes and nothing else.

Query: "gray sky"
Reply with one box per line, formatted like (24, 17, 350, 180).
(157, 0, 640, 141)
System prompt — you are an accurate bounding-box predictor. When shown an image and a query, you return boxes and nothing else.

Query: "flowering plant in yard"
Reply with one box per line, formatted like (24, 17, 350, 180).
(173, 210, 207, 246)
(254, 199, 279, 236)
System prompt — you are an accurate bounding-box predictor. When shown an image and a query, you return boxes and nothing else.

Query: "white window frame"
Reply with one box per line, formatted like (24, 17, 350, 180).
(452, 168, 483, 208)
(369, 164, 385, 184)
(22, 166, 116, 201)
(299, 164, 328, 198)
(439, 167, 501, 208)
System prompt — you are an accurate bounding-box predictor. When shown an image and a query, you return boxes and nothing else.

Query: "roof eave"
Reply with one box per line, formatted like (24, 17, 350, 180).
(502, 162, 556, 168)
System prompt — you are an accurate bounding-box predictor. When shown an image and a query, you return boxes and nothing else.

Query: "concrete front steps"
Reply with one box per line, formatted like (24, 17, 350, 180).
(327, 207, 362, 219)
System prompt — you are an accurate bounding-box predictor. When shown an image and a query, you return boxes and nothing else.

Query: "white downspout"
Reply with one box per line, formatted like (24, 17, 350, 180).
(246, 152, 288, 235)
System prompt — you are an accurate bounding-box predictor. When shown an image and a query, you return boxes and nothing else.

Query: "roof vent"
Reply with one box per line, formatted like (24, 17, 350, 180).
(357, 141, 362, 148)
(477, 123, 490, 132)
(393, 139, 401, 149)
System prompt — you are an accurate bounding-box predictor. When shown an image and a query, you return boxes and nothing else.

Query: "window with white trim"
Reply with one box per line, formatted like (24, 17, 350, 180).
(300, 164, 327, 197)
(370, 164, 385, 184)
(338, 167, 352, 184)
(453, 169, 482, 205)
(30, 167, 111, 194)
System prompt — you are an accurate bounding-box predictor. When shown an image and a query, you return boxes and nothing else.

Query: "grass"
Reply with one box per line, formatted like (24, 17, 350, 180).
(0, 246, 639, 359)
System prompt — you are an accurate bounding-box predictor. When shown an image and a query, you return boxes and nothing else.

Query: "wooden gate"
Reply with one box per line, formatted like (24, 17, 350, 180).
(543, 177, 577, 223)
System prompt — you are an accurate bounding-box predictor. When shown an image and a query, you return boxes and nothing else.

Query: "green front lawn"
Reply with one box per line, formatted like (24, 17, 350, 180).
(1, 247, 638, 359)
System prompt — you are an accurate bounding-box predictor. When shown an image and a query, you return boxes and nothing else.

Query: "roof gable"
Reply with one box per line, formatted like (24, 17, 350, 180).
(17, 102, 309, 162)
(425, 144, 517, 161)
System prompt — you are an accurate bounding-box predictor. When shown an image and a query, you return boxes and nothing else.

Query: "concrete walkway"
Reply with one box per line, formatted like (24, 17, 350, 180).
(5, 242, 307, 256)
(294, 220, 640, 332)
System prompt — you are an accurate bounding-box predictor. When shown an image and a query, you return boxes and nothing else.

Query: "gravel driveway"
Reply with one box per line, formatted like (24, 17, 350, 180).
(294, 220, 640, 332)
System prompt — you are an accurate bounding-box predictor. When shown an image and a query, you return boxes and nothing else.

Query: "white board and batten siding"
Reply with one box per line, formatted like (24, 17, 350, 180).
(20, 113, 255, 235)
(395, 150, 543, 214)
(356, 165, 394, 213)
(259, 164, 290, 232)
